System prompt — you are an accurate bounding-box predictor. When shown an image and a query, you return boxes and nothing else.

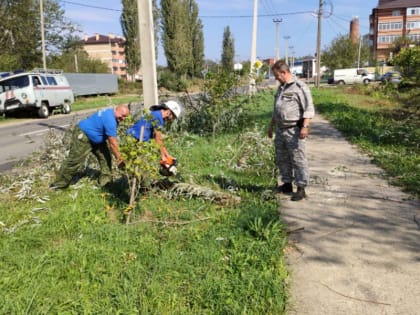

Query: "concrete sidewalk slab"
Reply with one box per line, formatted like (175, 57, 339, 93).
(280, 115, 420, 315)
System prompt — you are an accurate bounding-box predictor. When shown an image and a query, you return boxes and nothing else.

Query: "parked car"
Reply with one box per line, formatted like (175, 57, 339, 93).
(380, 71, 402, 84)
(0, 69, 74, 118)
(333, 68, 375, 85)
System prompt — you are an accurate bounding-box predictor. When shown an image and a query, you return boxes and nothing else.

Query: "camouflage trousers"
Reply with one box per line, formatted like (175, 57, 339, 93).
(52, 126, 113, 188)
(274, 126, 309, 187)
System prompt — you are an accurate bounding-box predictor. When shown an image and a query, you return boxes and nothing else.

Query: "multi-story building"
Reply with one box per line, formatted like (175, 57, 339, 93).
(83, 33, 127, 78)
(370, 0, 420, 62)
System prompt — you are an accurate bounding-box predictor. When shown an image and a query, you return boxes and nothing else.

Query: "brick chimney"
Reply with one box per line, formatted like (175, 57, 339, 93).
(350, 17, 360, 44)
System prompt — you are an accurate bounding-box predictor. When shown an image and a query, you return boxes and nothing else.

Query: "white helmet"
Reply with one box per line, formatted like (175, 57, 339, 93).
(164, 100, 182, 118)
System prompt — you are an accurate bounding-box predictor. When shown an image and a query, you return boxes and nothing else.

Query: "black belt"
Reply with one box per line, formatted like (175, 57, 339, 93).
(279, 124, 297, 129)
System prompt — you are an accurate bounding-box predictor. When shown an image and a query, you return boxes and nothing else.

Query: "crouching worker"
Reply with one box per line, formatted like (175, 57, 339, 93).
(127, 100, 181, 163)
(49, 104, 130, 190)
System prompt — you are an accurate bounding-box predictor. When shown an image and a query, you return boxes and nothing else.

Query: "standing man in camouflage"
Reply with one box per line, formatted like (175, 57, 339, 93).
(268, 61, 315, 201)
(49, 104, 130, 190)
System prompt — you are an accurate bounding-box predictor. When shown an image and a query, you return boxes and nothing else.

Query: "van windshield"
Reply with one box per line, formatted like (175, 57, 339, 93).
(0, 76, 30, 93)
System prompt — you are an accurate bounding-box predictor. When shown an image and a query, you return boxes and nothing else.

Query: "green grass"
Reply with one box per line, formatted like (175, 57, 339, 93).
(2, 85, 417, 313)
(71, 95, 141, 111)
(0, 91, 289, 314)
(312, 87, 419, 196)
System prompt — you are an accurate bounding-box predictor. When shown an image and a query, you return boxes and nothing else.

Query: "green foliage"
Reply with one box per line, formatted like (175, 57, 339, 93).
(158, 69, 189, 92)
(160, 0, 204, 78)
(161, 0, 193, 77)
(181, 71, 246, 138)
(121, 0, 141, 77)
(392, 46, 420, 84)
(321, 34, 370, 70)
(120, 0, 159, 77)
(221, 26, 235, 71)
(188, 0, 205, 77)
(0, 90, 288, 314)
(118, 114, 161, 191)
(48, 39, 109, 73)
(0, 0, 78, 70)
(0, 54, 20, 72)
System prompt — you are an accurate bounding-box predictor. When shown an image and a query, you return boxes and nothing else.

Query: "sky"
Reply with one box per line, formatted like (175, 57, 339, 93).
(61, 0, 380, 65)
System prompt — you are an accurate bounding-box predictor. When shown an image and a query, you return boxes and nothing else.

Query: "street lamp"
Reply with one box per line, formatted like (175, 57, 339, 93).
(273, 18, 282, 61)
(284, 36, 290, 65)
(288, 46, 294, 66)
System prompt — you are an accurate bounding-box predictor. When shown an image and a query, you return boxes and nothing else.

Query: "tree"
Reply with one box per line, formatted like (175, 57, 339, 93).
(121, 0, 141, 80)
(392, 46, 420, 84)
(0, 0, 78, 70)
(322, 34, 370, 70)
(161, 0, 204, 78)
(0, 0, 39, 69)
(161, 0, 192, 77)
(389, 36, 416, 57)
(221, 26, 235, 72)
(120, 0, 160, 80)
(188, 0, 204, 77)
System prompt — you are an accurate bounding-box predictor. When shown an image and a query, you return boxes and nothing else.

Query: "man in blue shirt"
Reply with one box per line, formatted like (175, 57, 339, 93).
(127, 100, 181, 162)
(50, 104, 130, 190)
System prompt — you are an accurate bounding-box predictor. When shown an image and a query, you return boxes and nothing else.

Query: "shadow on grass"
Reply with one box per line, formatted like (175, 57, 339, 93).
(202, 174, 269, 193)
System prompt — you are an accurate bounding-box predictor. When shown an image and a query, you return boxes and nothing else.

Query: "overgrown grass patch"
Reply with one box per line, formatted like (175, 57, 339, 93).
(313, 88, 419, 196)
(0, 90, 289, 314)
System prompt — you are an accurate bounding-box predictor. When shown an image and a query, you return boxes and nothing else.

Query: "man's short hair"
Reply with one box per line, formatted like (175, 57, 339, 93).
(272, 61, 290, 73)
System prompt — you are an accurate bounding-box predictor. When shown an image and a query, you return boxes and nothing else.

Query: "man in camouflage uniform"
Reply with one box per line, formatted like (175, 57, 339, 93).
(268, 61, 315, 201)
(49, 104, 130, 190)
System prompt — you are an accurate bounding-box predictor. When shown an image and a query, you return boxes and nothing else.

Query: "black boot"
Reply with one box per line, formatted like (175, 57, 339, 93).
(275, 182, 293, 194)
(291, 187, 306, 201)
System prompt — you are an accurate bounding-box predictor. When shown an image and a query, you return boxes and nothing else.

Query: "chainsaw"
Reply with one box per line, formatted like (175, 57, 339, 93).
(159, 156, 178, 177)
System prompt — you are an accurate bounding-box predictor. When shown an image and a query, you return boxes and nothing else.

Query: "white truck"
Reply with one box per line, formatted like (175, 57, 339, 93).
(0, 69, 74, 118)
(333, 68, 375, 85)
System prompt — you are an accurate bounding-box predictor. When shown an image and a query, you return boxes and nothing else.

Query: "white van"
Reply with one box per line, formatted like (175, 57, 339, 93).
(333, 68, 375, 85)
(0, 69, 74, 118)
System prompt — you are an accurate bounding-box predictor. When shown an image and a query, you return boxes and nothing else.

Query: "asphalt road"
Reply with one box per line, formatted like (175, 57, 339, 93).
(0, 103, 145, 173)
(0, 111, 94, 172)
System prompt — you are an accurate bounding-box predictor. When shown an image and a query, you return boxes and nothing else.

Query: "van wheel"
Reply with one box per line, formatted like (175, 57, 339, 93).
(62, 102, 71, 114)
(38, 103, 49, 118)
(363, 79, 370, 84)
(338, 80, 345, 85)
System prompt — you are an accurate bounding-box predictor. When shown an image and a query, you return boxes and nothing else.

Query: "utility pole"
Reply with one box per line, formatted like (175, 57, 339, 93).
(40, 0, 46, 70)
(273, 18, 282, 61)
(137, 0, 158, 109)
(315, 0, 323, 88)
(74, 54, 79, 72)
(288, 45, 294, 66)
(249, 0, 258, 95)
(284, 36, 290, 65)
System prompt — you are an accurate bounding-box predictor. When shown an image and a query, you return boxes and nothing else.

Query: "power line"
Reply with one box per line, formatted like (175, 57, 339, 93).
(329, 14, 351, 33)
(58, 0, 121, 12)
(59, 1, 313, 19)
(262, 0, 278, 17)
(200, 11, 314, 19)
(331, 13, 370, 30)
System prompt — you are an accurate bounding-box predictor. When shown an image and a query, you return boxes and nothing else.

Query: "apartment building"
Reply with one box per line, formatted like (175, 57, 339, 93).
(370, 0, 420, 62)
(83, 33, 127, 78)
